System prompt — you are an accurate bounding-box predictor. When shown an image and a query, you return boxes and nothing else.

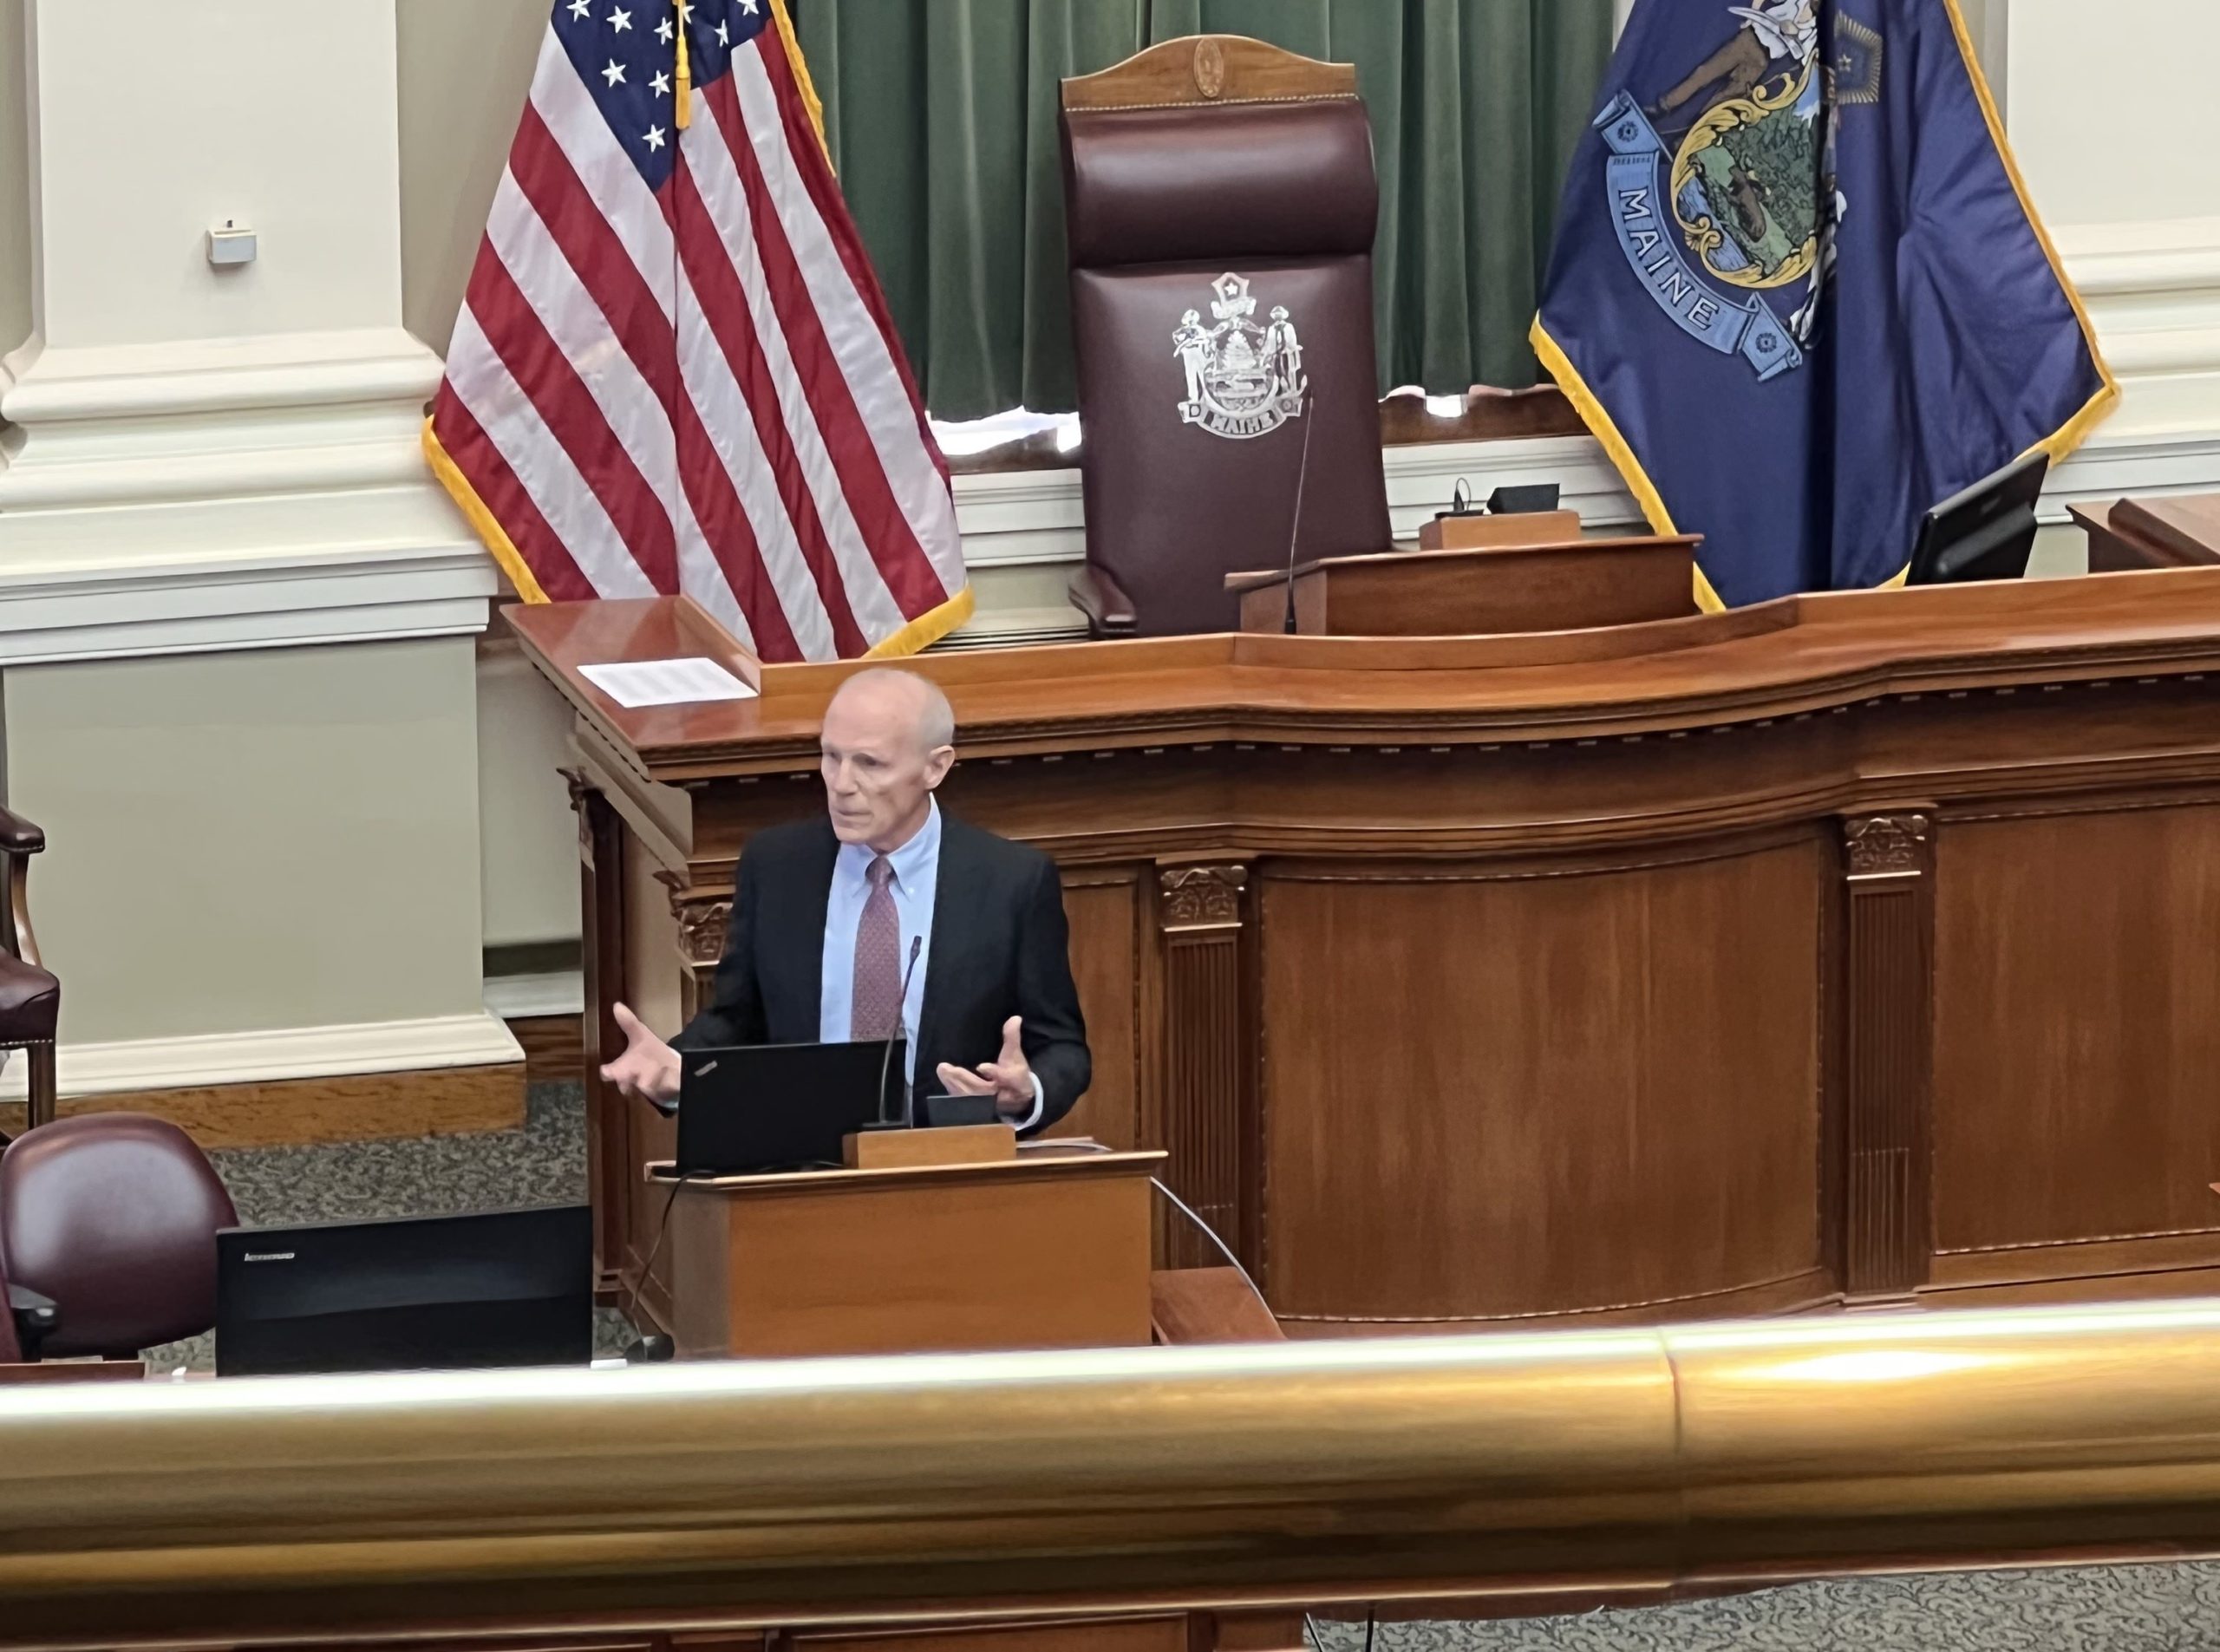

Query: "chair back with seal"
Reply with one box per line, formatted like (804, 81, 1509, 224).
(1061, 36, 1392, 637)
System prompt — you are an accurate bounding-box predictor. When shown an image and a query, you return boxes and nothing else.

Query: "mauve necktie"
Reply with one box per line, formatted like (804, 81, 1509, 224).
(850, 856, 904, 1040)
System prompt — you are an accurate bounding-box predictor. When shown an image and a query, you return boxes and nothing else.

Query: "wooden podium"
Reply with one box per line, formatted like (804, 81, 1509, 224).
(1225, 514, 1701, 636)
(659, 1146, 1165, 1360)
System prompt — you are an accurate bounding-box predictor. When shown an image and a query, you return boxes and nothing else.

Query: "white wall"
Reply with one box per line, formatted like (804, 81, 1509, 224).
(0, 0, 27, 360)
(0, 0, 510, 1100)
(397, 0, 543, 356)
(9, 640, 483, 1046)
(392, 0, 584, 957)
(2005, 0, 2220, 227)
(26, 1, 404, 352)
(478, 639, 582, 950)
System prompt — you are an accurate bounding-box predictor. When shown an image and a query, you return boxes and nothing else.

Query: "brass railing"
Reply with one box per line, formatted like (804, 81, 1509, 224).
(5, 1301, 2220, 1647)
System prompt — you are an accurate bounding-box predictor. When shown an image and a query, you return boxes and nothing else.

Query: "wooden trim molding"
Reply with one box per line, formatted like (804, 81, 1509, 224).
(0, 1010, 524, 1103)
(1060, 36, 1355, 111)
(0, 1061, 524, 1151)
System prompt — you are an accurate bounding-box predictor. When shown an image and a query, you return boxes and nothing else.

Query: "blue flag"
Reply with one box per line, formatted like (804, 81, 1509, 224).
(1534, 0, 2115, 608)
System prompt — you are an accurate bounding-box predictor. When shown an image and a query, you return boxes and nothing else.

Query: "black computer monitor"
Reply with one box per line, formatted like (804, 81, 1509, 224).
(215, 1204, 592, 1377)
(1908, 451, 2050, 586)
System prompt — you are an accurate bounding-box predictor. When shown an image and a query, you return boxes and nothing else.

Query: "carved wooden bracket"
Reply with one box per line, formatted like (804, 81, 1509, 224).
(1159, 865, 1248, 932)
(669, 897, 731, 969)
(1845, 812, 1931, 878)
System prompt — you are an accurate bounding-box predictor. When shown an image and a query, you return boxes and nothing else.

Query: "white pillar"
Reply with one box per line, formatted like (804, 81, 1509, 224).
(0, 0, 513, 1098)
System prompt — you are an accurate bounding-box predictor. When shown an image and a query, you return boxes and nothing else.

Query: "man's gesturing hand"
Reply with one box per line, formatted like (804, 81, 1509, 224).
(935, 1015, 1035, 1120)
(600, 1002, 682, 1105)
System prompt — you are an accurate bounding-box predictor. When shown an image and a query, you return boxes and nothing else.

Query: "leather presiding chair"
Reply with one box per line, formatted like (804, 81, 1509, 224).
(0, 806, 59, 1135)
(0, 1116, 238, 1360)
(1061, 36, 1392, 637)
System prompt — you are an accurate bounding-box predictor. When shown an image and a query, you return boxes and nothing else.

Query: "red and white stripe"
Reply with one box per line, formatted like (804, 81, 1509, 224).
(431, 23, 965, 661)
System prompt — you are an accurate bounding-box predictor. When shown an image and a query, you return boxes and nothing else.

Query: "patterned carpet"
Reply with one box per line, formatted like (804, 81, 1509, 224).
(152, 1081, 2220, 1650)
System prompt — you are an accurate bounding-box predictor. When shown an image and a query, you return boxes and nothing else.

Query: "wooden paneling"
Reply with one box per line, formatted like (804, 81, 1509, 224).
(1933, 800, 2220, 1266)
(1055, 870, 1146, 1148)
(508, 1015, 584, 1087)
(1258, 837, 1826, 1325)
(515, 571, 2220, 1329)
(575, 779, 629, 1296)
(675, 1156, 1159, 1359)
(624, 841, 685, 1327)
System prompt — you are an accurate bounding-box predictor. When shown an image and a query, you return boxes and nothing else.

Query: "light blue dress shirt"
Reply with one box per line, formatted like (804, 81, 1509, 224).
(817, 800, 1041, 1127)
(819, 800, 940, 1081)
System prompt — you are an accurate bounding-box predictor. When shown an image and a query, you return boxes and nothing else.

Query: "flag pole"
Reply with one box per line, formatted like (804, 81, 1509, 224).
(674, 1, 690, 128)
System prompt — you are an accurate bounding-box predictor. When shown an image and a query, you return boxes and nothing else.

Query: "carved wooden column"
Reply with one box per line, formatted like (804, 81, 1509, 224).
(1156, 864, 1257, 1272)
(1839, 811, 1936, 1303)
(566, 772, 627, 1296)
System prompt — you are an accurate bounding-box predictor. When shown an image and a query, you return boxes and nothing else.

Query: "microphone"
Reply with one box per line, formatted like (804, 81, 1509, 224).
(1279, 393, 1316, 636)
(874, 933, 924, 1127)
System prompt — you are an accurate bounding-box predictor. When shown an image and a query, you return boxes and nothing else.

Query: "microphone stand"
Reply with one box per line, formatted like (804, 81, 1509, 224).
(1280, 394, 1315, 636)
(873, 934, 924, 1129)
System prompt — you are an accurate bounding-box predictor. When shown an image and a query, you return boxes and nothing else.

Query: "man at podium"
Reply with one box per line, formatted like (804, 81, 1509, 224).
(599, 669, 1091, 1133)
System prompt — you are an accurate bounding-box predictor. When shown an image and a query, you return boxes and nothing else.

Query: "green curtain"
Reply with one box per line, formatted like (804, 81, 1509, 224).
(796, 0, 1615, 421)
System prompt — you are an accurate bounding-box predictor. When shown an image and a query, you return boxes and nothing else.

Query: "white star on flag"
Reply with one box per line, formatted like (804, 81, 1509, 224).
(643, 124, 666, 151)
(567, 0, 591, 18)
(739, 0, 760, 12)
(656, 16, 674, 42)
(715, 20, 729, 45)
(607, 6, 631, 31)
(650, 69, 671, 96)
(602, 59, 626, 87)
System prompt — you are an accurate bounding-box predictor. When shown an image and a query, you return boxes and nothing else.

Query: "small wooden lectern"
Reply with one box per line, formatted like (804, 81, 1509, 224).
(1226, 510, 1701, 637)
(2072, 494, 2220, 571)
(657, 1146, 1165, 1360)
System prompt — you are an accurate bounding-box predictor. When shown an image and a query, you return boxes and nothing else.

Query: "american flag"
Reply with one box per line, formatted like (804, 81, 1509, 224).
(426, 0, 970, 661)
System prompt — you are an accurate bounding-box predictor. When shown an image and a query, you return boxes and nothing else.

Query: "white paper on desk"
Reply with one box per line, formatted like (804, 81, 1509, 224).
(579, 656, 757, 708)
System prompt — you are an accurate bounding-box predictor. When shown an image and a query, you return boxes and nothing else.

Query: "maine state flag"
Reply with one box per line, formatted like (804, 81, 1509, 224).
(1534, 0, 2115, 608)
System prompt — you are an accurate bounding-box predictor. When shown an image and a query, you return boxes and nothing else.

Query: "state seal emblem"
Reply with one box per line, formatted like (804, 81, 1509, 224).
(1589, 0, 1883, 380)
(1172, 272, 1307, 440)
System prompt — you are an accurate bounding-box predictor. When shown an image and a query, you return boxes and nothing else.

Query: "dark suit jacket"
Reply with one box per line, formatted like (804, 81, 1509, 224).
(673, 812, 1091, 1133)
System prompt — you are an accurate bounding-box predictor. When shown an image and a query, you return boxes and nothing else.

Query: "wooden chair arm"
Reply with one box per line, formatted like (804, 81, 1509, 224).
(0, 806, 45, 968)
(0, 806, 44, 857)
(1068, 564, 1139, 638)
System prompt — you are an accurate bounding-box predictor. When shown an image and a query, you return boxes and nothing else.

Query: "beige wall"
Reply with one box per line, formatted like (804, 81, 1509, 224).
(0, 0, 29, 358)
(9, 639, 485, 1047)
(28, 0, 404, 353)
(397, 0, 543, 356)
(2007, 0, 2220, 226)
(478, 643, 581, 950)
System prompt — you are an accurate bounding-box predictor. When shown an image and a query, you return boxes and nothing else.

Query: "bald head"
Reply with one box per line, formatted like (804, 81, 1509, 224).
(819, 669, 957, 852)
(828, 669, 955, 754)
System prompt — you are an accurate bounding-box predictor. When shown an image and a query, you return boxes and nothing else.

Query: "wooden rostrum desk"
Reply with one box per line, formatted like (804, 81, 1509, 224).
(511, 566, 2220, 1337)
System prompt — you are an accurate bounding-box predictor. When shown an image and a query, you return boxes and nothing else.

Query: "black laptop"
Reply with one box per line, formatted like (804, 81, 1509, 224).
(671, 1039, 906, 1175)
(216, 1204, 592, 1377)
